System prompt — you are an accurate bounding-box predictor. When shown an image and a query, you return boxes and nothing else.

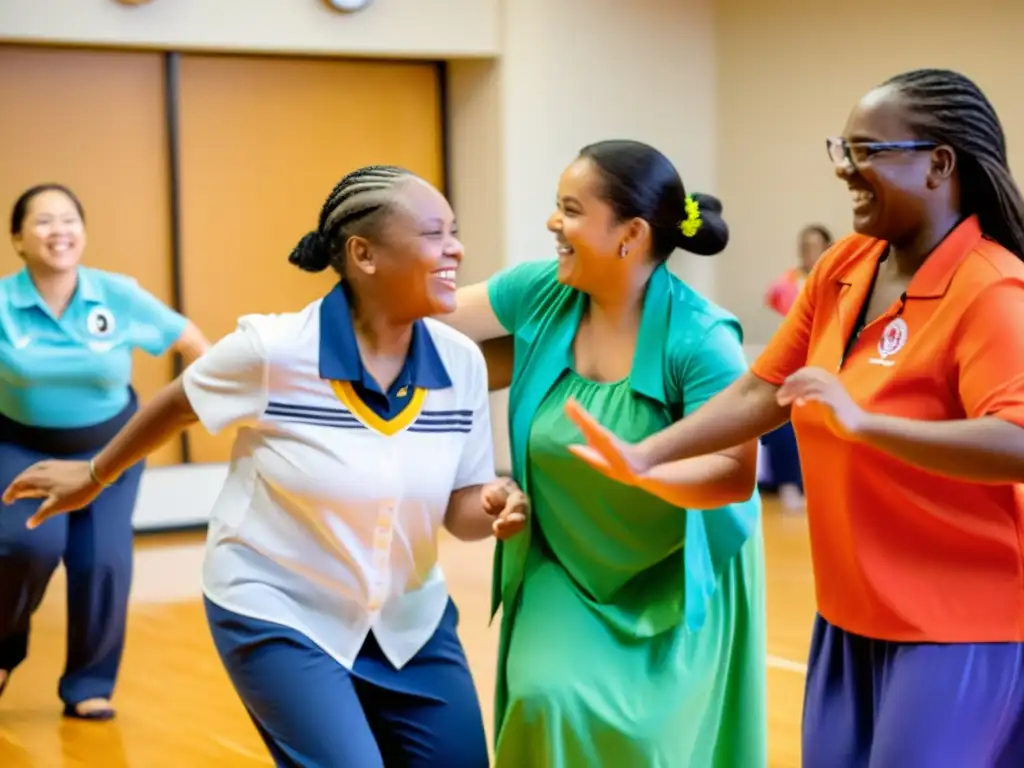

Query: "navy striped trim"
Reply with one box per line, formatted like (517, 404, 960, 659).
(263, 403, 474, 434)
(264, 401, 365, 430)
(412, 409, 473, 433)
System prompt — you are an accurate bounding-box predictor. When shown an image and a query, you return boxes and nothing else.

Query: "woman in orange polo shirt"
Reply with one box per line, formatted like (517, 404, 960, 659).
(564, 68, 1024, 766)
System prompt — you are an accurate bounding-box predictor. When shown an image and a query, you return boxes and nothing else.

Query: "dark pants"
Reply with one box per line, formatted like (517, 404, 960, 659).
(0, 400, 140, 706)
(803, 614, 1024, 767)
(761, 421, 803, 489)
(205, 597, 489, 768)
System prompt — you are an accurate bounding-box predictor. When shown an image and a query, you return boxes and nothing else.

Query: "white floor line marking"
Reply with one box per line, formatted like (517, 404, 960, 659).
(767, 654, 807, 674)
(213, 735, 274, 764)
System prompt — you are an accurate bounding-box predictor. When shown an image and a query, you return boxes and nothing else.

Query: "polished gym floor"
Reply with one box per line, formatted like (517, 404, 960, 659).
(0, 498, 813, 768)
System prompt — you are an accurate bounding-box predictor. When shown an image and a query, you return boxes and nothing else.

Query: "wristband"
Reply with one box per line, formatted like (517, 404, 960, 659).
(89, 458, 115, 488)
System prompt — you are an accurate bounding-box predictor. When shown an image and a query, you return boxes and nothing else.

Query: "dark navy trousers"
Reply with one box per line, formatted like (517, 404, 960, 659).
(761, 420, 804, 490)
(205, 597, 489, 768)
(0, 406, 142, 706)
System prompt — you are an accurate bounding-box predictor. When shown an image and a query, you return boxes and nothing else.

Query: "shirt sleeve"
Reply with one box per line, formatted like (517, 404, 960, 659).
(955, 278, 1024, 427)
(486, 259, 559, 334)
(181, 319, 269, 435)
(124, 279, 189, 356)
(672, 319, 749, 416)
(453, 344, 497, 489)
(750, 261, 822, 385)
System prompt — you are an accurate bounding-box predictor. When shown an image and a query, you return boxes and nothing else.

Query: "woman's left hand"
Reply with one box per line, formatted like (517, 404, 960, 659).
(481, 477, 529, 540)
(776, 367, 867, 438)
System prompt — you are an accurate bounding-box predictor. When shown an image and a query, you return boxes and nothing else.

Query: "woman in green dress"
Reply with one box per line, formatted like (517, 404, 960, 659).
(445, 140, 767, 766)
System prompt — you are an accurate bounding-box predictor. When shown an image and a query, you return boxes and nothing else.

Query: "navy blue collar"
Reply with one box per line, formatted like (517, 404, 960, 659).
(318, 283, 452, 389)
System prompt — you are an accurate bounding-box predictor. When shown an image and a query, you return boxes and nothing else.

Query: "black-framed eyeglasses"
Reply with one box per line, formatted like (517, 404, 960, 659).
(826, 137, 938, 166)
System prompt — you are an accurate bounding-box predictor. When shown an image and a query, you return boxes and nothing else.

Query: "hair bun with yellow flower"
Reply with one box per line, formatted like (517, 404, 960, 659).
(679, 195, 702, 238)
(674, 192, 728, 256)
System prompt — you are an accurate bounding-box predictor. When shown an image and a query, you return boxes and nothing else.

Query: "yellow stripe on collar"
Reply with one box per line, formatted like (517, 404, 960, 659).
(329, 380, 426, 436)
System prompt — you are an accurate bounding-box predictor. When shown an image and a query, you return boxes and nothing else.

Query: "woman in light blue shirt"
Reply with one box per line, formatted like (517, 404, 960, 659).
(0, 184, 209, 719)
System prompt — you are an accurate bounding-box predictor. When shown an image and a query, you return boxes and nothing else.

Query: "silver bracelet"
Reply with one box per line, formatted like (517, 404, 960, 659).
(88, 458, 114, 488)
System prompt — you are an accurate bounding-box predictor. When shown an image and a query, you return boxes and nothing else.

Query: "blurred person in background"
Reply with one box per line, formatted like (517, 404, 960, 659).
(0, 183, 209, 719)
(761, 224, 833, 510)
(765, 224, 832, 317)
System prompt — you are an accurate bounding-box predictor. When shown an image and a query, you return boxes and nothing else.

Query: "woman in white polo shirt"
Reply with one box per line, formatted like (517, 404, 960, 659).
(3, 165, 527, 768)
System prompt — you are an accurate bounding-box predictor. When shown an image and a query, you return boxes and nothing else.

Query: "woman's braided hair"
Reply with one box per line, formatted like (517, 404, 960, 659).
(884, 69, 1024, 260)
(288, 165, 414, 274)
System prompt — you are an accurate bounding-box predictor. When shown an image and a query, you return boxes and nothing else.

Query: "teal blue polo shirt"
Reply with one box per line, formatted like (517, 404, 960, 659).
(0, 266, 188, 428)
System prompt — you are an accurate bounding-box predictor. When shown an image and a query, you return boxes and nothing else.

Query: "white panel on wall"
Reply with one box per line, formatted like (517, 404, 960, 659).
(133, 463, 227, 531)
(0, 0, 499, 58)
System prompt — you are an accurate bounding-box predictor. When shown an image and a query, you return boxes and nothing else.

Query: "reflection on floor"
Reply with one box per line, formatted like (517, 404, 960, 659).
(0, 499, 813, 768)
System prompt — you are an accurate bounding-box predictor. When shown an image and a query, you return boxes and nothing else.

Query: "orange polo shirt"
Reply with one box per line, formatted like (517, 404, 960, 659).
(752, 216, 1024, 643)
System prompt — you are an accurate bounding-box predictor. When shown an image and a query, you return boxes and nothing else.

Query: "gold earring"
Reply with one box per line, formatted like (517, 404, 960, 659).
(619, 244, 628, 259)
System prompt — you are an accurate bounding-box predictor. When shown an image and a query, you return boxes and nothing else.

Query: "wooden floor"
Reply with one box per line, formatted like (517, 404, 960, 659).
(0, 498, 814, 767)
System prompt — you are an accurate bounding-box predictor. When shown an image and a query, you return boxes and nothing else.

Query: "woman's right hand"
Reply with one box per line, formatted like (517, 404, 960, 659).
(2, 460, 103, 529)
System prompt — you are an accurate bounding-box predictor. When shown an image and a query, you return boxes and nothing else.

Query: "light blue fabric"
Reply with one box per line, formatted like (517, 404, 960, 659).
(0, 266, 186, 427)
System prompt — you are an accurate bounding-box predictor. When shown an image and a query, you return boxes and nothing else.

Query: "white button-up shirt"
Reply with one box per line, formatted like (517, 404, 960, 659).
(181, 285, 495, 669)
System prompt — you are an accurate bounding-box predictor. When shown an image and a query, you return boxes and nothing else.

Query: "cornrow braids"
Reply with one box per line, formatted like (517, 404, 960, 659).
(289, 164, 413, 274)
(884, 68, 1024, 260)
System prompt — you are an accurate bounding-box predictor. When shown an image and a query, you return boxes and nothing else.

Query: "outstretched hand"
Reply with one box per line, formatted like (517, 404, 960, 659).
(564, 398, 650, 486)
(481, 477, 529, 540)
(2, 460, 101, 529)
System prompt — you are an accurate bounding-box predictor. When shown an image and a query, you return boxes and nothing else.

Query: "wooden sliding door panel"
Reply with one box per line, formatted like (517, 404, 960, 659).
(0, 45, 180, 466)
(177, 55, 443, 463)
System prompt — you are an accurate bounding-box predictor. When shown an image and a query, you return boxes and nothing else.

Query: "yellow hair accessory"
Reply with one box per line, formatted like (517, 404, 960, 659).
(679, 195, 702, 238)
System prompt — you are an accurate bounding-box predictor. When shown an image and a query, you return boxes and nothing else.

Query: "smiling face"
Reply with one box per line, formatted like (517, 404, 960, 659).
(835, 85, 956, 245)
(11, 188, 86, 275)
(349, 177, 463, 317)
(546, 157, 636, 294)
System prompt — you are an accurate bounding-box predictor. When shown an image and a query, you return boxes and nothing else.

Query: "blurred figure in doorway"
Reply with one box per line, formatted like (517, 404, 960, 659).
(761, 224, 832, 509)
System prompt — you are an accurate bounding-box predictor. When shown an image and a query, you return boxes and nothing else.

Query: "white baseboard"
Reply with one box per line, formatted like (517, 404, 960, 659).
(133, 462, 227, 532)
(131, 460, 516, 533)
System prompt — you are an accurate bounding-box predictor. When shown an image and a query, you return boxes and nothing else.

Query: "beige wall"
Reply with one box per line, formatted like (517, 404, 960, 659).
(7, 0, 1024, 469)
(1, 0, 716, 473)
(448, 0, 718, 470)
(715, 0, 1024, 343)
